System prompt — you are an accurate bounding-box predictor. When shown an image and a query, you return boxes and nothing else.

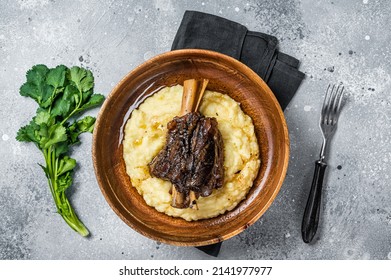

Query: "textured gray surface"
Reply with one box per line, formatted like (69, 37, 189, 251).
(0, 0, 390, 260)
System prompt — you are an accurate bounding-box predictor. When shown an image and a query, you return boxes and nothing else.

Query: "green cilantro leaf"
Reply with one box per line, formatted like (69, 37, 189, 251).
(46, 65, 67, 88)
(74, 116, 95, 133)
(69, 116, 96, 144)
(67, 66, 94, 93)
(26, 64, 49, 85)
(51, 97, 72, 118)
(57, 156, 76, 176)
(56, 172, 73, 194)
(20, 82, 53, 108)
(82, 89, 93, 103)
(20, 65, 55, 108)
(42, 124, 67, 149)
(51, 84, 78, 118)
(16, 124, 33, 142)
(63, 84, 79, 103)
(34, 110, 52, 125)
(79, 94, 105, 111)
(16, 120, 39, 143)
(54, 142, 69, 157)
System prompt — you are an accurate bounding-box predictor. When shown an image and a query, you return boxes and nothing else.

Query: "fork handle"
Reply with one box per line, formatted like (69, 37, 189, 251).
(301, 160, 327, 243)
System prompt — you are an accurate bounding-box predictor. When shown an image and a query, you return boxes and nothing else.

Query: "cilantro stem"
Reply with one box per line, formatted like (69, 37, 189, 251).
(48, 86, 58, 114)
(44, 148, 55, 200)
(42, 146, 89, 237)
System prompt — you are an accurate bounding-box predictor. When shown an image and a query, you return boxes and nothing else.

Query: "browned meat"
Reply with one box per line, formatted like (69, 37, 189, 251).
(149, 112, 224, 208)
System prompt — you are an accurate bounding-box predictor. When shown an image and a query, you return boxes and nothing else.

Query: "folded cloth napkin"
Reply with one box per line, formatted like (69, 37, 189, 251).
(172, 10, 305, 111)
(171, 10, 305, 257)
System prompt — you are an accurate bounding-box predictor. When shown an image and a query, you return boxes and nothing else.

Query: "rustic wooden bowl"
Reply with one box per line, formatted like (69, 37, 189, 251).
(92, 49, 289, 246)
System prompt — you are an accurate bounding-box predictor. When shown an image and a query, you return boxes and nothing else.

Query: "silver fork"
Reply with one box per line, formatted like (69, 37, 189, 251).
(301, 84, 344, 243)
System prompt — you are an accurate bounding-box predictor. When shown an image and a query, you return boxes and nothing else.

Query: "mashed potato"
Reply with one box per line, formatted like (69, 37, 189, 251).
(123, 85, 260, 221)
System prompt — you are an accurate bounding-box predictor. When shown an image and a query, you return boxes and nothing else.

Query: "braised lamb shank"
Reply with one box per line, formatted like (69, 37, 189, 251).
(148, 79, 224, 209)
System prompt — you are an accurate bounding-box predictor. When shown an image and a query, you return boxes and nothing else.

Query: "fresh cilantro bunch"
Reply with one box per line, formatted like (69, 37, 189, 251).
(16, 65, 105, 236)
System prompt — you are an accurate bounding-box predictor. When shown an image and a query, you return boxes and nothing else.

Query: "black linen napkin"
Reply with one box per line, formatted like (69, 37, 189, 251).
(171, 11, 305, 257)
(172, 10, 305, 111)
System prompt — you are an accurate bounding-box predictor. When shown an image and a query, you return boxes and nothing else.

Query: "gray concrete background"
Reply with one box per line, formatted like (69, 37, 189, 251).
(1, 0, 390, 260)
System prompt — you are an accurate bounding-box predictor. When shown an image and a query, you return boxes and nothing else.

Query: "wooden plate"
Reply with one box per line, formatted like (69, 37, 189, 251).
(92, 49, 289, 246)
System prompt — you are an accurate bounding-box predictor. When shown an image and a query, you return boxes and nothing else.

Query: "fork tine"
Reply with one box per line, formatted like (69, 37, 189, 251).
(329, 84, 341, 124)
(321, 84, 332, 124)
(332, 86, 344, 124)
(325, 84, 337, 125)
